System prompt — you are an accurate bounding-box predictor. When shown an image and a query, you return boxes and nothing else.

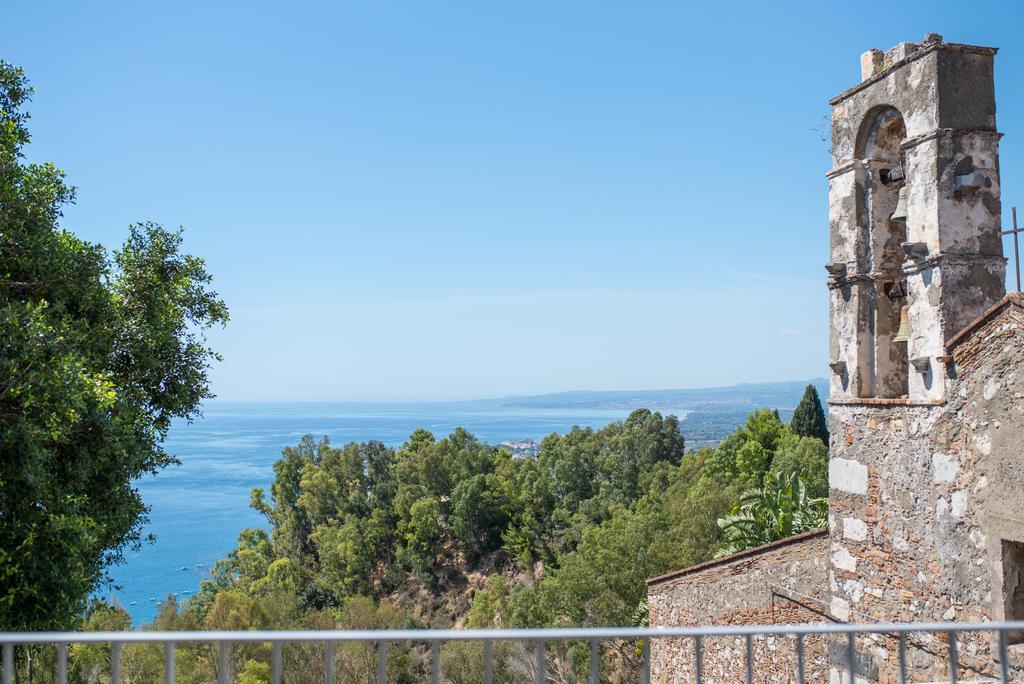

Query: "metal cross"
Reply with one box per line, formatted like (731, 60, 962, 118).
(1003, 206, 1023, 292)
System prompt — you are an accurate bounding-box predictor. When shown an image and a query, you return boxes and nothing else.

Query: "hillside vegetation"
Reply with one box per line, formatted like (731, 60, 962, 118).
(67, 389, 828, 682)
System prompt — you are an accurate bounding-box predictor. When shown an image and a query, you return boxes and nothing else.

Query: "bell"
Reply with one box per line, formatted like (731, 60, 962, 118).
(893, 305, 910, 343)
(890, 185, 908, 222)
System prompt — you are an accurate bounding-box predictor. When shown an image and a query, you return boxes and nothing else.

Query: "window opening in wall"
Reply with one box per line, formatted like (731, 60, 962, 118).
(1002, 539, 1024, 645)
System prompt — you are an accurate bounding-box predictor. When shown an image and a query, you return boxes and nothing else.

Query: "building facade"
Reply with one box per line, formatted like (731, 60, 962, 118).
(649, 35, 1024, 683)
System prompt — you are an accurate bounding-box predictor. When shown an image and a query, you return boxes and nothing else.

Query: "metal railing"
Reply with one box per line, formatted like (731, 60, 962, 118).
(1, 620, 1022, 683)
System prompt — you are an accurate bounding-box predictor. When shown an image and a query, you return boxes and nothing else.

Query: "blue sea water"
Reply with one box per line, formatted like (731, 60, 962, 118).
(104, 402, 654, 624)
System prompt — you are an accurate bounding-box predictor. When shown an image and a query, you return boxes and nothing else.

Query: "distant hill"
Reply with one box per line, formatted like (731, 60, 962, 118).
(472, 379, 830, 449)
(477, 378, 829, 412)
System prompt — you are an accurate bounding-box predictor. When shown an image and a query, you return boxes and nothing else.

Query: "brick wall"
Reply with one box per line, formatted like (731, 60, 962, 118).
(647, 530, 830, 683)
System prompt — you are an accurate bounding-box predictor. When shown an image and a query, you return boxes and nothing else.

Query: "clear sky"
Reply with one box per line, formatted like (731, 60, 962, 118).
(6, 1, 1024, 401)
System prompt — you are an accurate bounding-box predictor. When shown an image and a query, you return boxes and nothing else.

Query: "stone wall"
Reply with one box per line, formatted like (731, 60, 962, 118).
(827, 295, 1024, 682)
(647, 530, 830, 683)
(648, 298, 1024, 682)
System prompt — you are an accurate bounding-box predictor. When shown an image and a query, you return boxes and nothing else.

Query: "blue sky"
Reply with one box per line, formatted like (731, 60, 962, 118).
(7, 1, 1024, 401)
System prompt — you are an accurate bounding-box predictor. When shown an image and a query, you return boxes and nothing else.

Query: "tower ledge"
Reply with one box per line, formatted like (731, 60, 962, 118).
(827, 397, 945, 407)
(829, 42, 998, 107)
(945, 291, 1024, 352)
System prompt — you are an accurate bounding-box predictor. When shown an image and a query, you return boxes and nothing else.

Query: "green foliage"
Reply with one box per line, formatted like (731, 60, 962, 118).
(530, 504, 672, 627)
(238, 660, 271, 684)
(466, 575, 510, 628)
(96, 405, 825, 682)
(716, 471, 828, 557)
(450, 473, 511, 562)
(791, 384, 829, 446)
(706, 408, 786, 485)
(769, 431, 829, 498)
(0, 62, 227, 630)
(404, 496, 444, 576)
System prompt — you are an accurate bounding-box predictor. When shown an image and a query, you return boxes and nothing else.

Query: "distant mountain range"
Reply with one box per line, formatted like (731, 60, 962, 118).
(468, 379, 829, 449)
(475, 378, 829, 412)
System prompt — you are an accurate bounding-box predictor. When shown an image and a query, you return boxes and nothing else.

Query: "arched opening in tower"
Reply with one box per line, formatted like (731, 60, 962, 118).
(860, 107, 909, 398)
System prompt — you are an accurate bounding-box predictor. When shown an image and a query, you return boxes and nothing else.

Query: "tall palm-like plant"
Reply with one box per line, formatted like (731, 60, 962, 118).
(715, 471, 827, 558)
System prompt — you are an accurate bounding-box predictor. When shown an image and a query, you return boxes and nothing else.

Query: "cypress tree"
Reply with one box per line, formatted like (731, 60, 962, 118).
(791, 384, 829, 446)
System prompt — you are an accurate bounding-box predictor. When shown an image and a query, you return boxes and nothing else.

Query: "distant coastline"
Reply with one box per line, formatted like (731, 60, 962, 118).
(481, 378, 829, 411)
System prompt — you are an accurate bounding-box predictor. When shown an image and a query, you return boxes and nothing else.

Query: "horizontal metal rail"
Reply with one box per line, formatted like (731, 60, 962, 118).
(0, 621, 1020, 684)
(3, 620, 1024, 643)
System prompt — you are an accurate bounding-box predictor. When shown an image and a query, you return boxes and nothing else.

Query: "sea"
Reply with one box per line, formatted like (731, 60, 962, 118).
(104, 401, 657, 624)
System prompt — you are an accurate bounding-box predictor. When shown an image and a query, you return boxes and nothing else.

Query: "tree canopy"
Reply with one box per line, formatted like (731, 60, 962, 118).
(790, 383, 828, 446)
(0, 61, 227, 630)
(100, 404, 828, 682)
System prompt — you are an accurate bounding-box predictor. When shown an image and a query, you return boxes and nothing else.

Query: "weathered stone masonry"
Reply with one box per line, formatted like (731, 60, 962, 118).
(649, 35, 1024, 683)
(828, 294, 1024, 682)
(648, 530, 831, 683)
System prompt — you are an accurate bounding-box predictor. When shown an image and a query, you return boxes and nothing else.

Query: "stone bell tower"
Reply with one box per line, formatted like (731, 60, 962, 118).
(826, 35, 1022, 683)
(827, 34, 1005, 403)
(648, 34, 1024, 684)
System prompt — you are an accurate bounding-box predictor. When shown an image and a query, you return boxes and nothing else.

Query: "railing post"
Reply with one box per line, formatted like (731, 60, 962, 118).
(535, 640, 545, 684)
(110, 641, 122, 684)
(271, 641, 282, 684)
(56, 643, 68, 684)
(2, 643, 12, 684)
(745, 634, 753, 684)
(997, 628, 1009, 684)
(846, 632, 856, 684)
(164, 640, 175, 684)
(325, 641, 335, 684)
(431, 640, 440, 684)
(694, 635, 703, 684)
(589, 638, 599, 684)
(377, 640, 388, 684)
(218, 641, 229, 684)
(483, 640, 493, 684)
(640, 637, 650, 684)
(947, 631, 958, 684)
(897, 632, 907, 684)
(795, 634, 804, 684)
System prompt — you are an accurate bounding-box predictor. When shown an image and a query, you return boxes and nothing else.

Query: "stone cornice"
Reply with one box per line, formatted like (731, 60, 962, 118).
(825, 158, 893, 179)
(826, 160, 859, 179)
(828, 130, 1002, 176)
(827, 253, 1006, 287)
(901, 128, 1003, 151)
(827, 273, 872, 290)
(646, 528, 829, 587)
(828, 43, 998, 106)
(903, 252, 1006, 275)
(828, 397, 945, 407)
(945, 291, 1024, 352)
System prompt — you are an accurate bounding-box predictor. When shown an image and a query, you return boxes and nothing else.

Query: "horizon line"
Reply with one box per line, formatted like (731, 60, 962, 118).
(203, 377, 829, 405)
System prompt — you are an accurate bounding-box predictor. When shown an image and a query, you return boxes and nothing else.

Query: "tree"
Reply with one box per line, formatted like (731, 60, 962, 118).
(450, 473, 510, 562)
(706, 408, 786, 485)
(312, 519, 376, 597)
(601, 409, 685, 505)
(769, 431, 829, 498)
(403, 497, 444, 576)
(715, 472, 827, 557)
(0, 62, 228, 629)
(791, 384, 828, 446)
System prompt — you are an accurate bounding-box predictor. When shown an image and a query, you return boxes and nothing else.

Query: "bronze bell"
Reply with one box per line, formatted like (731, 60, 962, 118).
(893, 305, 910, 343)
(890, 185, 908, 223)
